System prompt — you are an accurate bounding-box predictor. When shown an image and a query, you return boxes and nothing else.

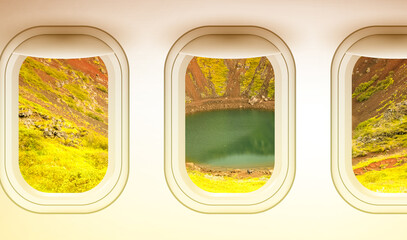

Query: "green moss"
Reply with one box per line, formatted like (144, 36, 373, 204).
(64, 84, 90, 101)
(356, 72, 394, 102)
(96, 84, 108, 93)
(19, 60, 51, 91)
(19, 96, 51, 116)
(83, 131, 108, 150)
(241, 57, 262, 93)
(35, 92, 49, 103)
(95, 107, 104, 114)
(352, 105, 407, 157)
(75, 70, 90, 83)
(240, 57, 274, 97)
(196, 57, 229, 96)
(86, 112, 103, 122)
(19, 124, 108, 193)
(353, 74, 378, 98)
(267, 78, 275, 99)
(60, 94, 84, 112)
(25, 57, 69, 81)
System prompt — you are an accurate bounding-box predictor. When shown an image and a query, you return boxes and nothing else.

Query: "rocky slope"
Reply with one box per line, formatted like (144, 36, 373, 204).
(185, 56, 275, 114)
(18, 56, 109, 193)
(19, 57, 108, 139)
(352, 57, 407, 129)
(352, 57, 407, 159)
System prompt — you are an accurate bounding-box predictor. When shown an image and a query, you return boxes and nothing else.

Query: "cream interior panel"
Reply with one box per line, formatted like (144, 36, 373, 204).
(1, 0, 407, 240)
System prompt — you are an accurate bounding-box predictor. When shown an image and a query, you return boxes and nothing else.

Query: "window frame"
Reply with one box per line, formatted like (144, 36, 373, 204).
(331, 26, 407, 213)
(0, 26, 129, 213)
(164, 26, 296, 213)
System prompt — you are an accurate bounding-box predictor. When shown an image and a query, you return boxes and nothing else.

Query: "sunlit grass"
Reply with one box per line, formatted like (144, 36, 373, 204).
(18, 56, 109, 193)
(355, 163, 407, 193)
(19, 124, 108, 193)
(187, 169, 270, 193)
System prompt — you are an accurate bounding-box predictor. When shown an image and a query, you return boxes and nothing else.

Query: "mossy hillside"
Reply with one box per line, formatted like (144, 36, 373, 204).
(351, 58, 407, 193)
(20, 60, 53, 91)
(19, 57, 108, 133)
(19, 100, 108, 193)
(352, 74, 378, 98)
(24, 57, 69, 81)
(19, 56, 109, 193)
(353, 72, 394, 102)
(193, 57, 275, 99)
(240, 57, 274, 97)
(19, 123, 108, 193)
(64, 83, 90, 101)
(196, 57, 229, 96)
(96, 84, 108, 93)
(352, 101, 407, 157)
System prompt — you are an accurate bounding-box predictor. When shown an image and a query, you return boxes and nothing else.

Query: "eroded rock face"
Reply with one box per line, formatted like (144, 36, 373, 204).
(185, 57, 275, 114)
(20, 107, 88, 147)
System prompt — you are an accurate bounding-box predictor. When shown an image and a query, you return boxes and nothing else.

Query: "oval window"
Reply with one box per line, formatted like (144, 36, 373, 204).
(18, 56, 109, 193)
(0, 26, 129, 213)
(332, 26, 407, 213)
(165, 26, 296, 213)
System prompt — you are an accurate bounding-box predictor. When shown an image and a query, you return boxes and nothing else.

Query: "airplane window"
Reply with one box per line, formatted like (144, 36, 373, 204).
(19, 56, 108, 193)
(332, 26, 407, 213)
(165, 26, 295, 213)
(185, 56, 275, 193)
(0, 26, 129, 213)
(352, 57, 407, 193)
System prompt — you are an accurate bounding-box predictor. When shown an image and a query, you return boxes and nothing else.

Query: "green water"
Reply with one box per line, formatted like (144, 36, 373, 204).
(186, 110, 275, 169)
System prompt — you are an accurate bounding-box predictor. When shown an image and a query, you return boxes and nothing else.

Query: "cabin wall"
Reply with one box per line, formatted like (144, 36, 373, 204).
(1, 0, 407, 239)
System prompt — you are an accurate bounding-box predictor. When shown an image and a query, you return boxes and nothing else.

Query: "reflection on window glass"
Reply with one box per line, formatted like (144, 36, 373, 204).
(352, 57, 407, 193)
(185, 56, 275, 193)
(19, 57, 108, 193)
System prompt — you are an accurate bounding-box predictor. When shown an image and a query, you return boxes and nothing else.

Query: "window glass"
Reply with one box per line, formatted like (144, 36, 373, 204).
(352, 56, 407, 193)
(19, 56, 108, 193)
(185, 56, 275, 193)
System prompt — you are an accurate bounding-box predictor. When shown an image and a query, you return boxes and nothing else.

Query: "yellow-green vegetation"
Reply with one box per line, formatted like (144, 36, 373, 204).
(19, 97, 108, 193)
(23, 57, 69, 81)
(352, 74, 378, 98)
(194, 57, 275, 99)
(64, 83, 90, 101)
(187, 170, 270, 193)
(20, 59, 52, 91)
(86, 111, 103, 122)
(352, 102, 407, 157)
(241, 58, 261, 91)
(352, 58, 407, 193)
(18, 56, 109, 193)
(196, 57, 229, 96)
(353, 152, 407, 169)
(355, 163, 407, 193)
(96, 84, 108, 93)
(19, 124, 108, 193)
(354, 72, 394, 102)
(267, 78, 275, 99)
(241, 57, 274, 97)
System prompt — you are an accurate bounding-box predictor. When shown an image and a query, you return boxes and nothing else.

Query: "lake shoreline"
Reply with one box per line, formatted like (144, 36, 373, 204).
(186, 162, 273, 179)
(185, 97, 275, 115)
